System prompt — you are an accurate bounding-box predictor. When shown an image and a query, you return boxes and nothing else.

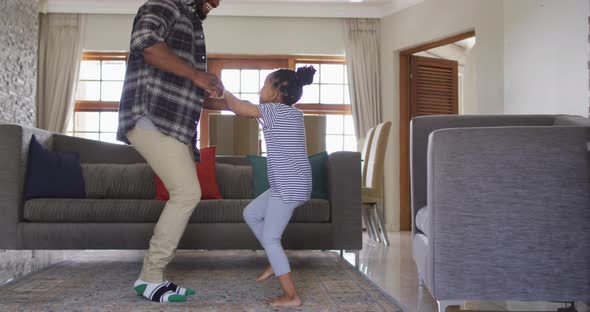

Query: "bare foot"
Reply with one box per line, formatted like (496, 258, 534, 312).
(270, 295, 302, 308)
(256, 266, 274, 282)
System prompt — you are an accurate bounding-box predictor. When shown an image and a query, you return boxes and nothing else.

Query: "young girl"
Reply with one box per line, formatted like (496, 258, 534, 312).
(224, 66, 316, 308)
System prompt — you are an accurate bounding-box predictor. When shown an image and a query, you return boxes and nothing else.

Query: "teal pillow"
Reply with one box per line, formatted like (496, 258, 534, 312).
(308, 151, 329, 199)
(246, 152, 329, 199)
(246, 155, 271, 198)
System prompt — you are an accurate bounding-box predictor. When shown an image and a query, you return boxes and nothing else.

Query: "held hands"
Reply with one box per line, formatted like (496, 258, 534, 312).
(192, 71, 224, 98)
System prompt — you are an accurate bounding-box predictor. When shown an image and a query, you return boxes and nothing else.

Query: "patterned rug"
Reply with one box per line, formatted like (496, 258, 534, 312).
(0, 250, 405, 312)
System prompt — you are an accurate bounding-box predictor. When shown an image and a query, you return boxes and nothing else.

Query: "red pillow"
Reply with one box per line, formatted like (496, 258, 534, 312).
(155, 146, 223, 200)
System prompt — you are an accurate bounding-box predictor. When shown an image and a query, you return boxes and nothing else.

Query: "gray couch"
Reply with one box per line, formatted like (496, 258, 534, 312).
(410, 115, 590, 311)
(0, 124, 362, 252)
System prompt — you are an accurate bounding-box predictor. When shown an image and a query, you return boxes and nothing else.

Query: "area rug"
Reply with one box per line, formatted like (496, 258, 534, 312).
(0, 250, 405, 312)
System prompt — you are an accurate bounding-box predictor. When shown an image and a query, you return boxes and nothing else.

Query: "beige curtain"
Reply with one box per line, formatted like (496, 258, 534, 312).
(37, 13, 86, 133)
(344, 19, 382, 151)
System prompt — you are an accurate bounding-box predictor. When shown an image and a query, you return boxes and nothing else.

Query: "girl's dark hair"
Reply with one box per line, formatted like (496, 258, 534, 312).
(270, 66, 316, 106)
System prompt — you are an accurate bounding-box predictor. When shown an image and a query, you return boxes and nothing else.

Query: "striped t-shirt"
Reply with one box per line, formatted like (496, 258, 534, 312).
(258, 103, 312, 203)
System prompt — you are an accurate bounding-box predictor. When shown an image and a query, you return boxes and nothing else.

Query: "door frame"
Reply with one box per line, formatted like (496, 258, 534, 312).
(398, 30, 475, 231)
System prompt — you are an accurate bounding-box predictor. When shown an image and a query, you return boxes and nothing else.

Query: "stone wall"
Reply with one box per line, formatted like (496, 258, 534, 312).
(0, 0, 39, 126)
(0, 0, 81, 286)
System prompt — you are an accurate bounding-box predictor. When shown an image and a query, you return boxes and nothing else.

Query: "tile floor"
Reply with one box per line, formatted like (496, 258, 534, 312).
(340, 232, 589, 312)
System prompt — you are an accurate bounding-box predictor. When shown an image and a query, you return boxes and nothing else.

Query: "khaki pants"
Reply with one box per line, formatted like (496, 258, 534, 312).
(127, 127, 201, 283)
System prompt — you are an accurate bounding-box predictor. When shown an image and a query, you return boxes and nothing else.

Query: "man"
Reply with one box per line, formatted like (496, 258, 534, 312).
(116, 0, 227, 303)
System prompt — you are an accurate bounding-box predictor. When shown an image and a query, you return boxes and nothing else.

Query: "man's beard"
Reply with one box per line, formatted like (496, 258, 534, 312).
(193, 0, 208, 20)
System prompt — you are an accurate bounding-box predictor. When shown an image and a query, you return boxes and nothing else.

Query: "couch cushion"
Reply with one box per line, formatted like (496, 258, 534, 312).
(82, 163, 155, 199)
(23, 198, 330, 223)
(215, 163, 252, 199)
(415, 206, 430, 237)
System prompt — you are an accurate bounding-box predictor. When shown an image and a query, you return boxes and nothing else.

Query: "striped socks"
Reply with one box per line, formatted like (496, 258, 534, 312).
(133, 279, 196, 303)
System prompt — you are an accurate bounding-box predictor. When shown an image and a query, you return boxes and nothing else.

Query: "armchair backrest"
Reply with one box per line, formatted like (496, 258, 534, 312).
(409, 115, 560, 230)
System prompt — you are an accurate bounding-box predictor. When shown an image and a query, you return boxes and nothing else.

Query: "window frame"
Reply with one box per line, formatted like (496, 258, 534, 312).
(69, 52, 129, 142)
(75, 52, 128, 113)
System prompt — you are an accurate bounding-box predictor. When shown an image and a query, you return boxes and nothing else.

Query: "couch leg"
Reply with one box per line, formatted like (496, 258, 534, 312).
(437, 300, 463, 312)
(344, 249, 360, 269)
(339, 249, 344, 257)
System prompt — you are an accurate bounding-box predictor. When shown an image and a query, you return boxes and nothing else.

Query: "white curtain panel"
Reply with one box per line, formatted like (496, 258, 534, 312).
(37, 13, 86, 133)
(344, 18, 382, 151)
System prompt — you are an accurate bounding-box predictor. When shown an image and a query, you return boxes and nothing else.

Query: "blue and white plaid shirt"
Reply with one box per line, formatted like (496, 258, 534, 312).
(117, 0, 207, 160)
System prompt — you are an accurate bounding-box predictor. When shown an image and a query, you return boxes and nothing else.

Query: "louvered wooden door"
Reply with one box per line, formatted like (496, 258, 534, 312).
(410, 55, 458, 118)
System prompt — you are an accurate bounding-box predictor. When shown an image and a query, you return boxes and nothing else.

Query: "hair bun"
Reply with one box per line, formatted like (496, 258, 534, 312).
(296, 66, 316, 86)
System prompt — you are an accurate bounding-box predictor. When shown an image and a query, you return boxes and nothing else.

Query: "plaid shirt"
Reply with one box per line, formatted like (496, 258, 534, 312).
(117, 0, 206, 160)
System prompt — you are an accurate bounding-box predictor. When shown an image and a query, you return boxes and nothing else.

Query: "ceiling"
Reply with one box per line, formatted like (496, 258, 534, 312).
(43, 0, 424, 18)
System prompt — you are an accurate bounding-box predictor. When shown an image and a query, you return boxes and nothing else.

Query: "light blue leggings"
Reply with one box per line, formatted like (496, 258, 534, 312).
(243, 189, 305, 277)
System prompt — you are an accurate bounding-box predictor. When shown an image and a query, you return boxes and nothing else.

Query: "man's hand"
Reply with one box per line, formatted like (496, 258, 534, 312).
(143, 42, 224, 95)
(191, 71, 224, 97)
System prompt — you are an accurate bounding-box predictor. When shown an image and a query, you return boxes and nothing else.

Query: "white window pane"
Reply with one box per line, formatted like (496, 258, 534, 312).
(344, 135, 357, 152)
(220, 110, 235, 115)
(76, 81, 100, 101)
(75, 112, 99, 132)
(320, 85, 344, 104)
(320, 64, 344, 84)
(344, 85, 351, 105)
(75, 132, 100, 141)
(326, 115, 343, 135)
(344, 66, 349, 84)
(66, 132, 74, 137)
(101, 61, 126, 81)
(300, 84, 319, 104)
(260, 134, 267, 154)
(99, 133, 121, 144)
(260, 69, 274, 88)
(221, 69, 240, 93)
(79, 61, 100, 80)
(101, 81, 123, 101)
(241, 70, 260, 93)
(240, 93, 260, 104)
(66, 117, 74, 132)
(326, 134, 343, 154)
(100, 112, 118, 132)
(344, 115, 355, 135)
(296, 63, 320, 84)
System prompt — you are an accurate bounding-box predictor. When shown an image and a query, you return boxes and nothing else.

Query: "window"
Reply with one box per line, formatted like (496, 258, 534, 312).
(219, 68, 277, 155)
(67, 52, 128, 144)
(69, 53, 357, 153)
(294, 61, 355, 153)
(207, 55, 356, 154)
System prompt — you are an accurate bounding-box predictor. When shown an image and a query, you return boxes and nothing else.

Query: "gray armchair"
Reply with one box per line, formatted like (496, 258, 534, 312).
(410, 115, 590, 312)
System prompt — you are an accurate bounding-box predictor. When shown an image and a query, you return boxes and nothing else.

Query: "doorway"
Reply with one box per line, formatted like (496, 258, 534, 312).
(398, 31, 476, 231)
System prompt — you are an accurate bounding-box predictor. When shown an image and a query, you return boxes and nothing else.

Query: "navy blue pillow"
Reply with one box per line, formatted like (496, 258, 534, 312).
(24, 135, 86, 200)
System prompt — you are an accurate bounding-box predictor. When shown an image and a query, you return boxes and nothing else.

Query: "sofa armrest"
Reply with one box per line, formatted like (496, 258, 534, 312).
(426, 126, 590, 300)
(0, 124, 53, 249)
(328, 151, 362, 250)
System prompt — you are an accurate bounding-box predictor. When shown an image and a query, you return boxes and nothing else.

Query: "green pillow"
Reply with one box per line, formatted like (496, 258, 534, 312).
(246, 152, 329, 199)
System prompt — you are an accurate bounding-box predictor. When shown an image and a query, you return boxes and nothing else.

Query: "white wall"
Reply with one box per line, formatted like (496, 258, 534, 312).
(379, 0, 504, 231)
(84, 14, 346, 55)
(503, 0, 589, 116)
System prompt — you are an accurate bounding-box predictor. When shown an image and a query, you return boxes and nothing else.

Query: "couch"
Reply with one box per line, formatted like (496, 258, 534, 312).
(410, 115, 590, 311)
(0, 124, 362, 253)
